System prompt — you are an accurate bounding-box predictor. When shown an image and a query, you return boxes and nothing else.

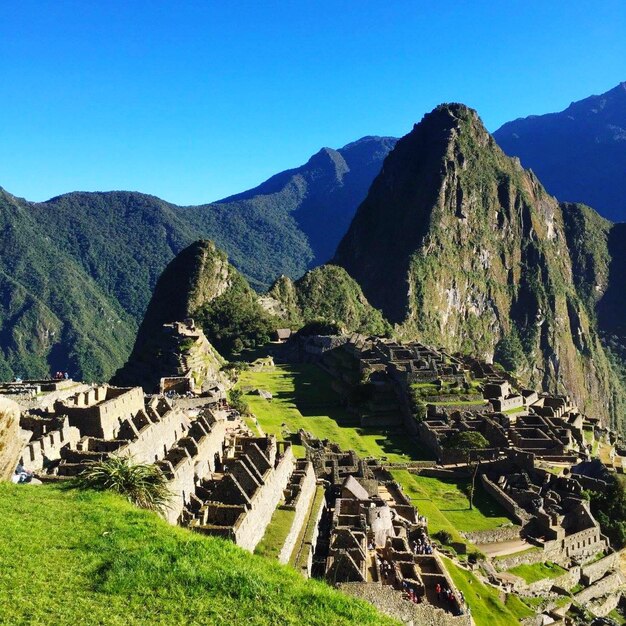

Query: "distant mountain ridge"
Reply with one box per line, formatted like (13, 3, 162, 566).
(0, 136, 395, 379)
(216, 135, 397, 266)
(494, 82, 626, 222)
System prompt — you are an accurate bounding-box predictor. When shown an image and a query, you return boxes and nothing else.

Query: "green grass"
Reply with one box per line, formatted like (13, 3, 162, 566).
(504, 594, 536, 619)
(390, 470, 517, 535)
(507, 561, 567, 584)
(239, 363, 433, 461)
(442, 557, 525, 625)
(519, 595, 547, 609)
(254, 506, 296, 559)
(428, 399, 487, 407)
(0, 483, 397, 626)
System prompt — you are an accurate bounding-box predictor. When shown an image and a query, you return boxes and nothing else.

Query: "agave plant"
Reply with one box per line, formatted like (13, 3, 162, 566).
(75, 456, 172, 513)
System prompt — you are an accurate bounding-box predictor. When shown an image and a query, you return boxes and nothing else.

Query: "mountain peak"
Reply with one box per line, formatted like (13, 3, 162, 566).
(335, 109, 619, 422)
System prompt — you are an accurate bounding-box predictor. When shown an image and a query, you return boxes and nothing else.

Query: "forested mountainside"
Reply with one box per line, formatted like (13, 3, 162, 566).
(494, 82, 626, 222)
(0, 137, 393, 380)
(0, 189, 135, 381)
(335, 104, 626, 426)
(218, 136, 397, 266)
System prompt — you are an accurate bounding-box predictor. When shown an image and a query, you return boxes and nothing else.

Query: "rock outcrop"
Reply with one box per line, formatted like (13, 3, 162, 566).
(335, 104, 623, 425)
(0, 397, 23, 480)
(113, 240, 240, 390)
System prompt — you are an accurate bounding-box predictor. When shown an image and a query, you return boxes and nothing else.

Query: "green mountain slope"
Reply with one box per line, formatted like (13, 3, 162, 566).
(335, 104, 623, 425)
(0, 189, 135, 381)
(268, 266, 391, 336)
(0, 482, 396, 626)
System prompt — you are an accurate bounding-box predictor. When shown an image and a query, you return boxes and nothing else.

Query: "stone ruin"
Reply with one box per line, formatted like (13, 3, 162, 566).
(115, 318, 227, 396)
(9, 382, 317, 552)
(299, 432, 471, 624)
(478, 453, 626, 619)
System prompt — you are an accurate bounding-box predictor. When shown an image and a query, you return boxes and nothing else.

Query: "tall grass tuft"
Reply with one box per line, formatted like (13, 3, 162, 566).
(75, 456, 172, 513)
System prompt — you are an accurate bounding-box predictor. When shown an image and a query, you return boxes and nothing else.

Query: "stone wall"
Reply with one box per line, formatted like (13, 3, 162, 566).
(20, 417, 81, 472)
(116, 408, 190, 465)
(60, 386, 145, 439)
(234, 446, 295, 551)
(588, 589, 623, 618)
(480, 474, 528, 525)
(573, 571, 623, 605)
(463, 524, 522, 545)
(337, 582, 472, 626)
(494, 547, 549, 570)
(0, 397, 23, 480)
(162, 413, 229, 523)
(581, 552, 618, 585)
(278, 461, 317, 564)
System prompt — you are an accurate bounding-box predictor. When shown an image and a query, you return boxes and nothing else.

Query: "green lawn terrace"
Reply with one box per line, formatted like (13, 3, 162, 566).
(238, 362, 434, 462)
(410, 379, 486, 410)
(443, 557, 535, 626)
(506, 561, 567, 584)
(390, 470, 520, 554)
(0, 482, 397, 626)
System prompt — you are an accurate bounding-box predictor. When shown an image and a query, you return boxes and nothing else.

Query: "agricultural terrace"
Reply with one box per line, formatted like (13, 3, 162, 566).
(390, 470, 518, 542)
(238, 363, 433, 461)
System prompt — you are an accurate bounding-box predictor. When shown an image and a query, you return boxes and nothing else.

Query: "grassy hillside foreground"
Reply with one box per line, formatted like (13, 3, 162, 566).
(0, 483, 397, 626)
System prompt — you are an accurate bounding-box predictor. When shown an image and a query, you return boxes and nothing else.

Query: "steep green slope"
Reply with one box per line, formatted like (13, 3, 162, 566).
(335, 104, 622, 425)
(0, 482, 397, 626)
(268, 265, 391, 336)
(0, 189, 135, 381)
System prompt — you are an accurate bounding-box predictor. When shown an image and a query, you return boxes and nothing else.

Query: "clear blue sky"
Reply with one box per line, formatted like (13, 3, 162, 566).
(1, 1, 625, 205)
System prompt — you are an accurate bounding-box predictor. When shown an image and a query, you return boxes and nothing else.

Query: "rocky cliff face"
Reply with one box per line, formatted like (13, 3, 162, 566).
(0, 397, 23, 481)
(335, 104, 622, 424)
(113, 240, 239, 388)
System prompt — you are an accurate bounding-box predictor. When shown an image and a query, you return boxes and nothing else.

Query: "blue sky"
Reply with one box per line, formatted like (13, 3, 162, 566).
(1, 1, 625, 205)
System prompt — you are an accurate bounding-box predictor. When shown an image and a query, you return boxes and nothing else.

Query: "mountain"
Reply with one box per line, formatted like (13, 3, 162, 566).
(0, 136, 394, 380)
(494, 82, 626, 222)
(118, 241, 393, 389)
(114, 240, 277, 386)
(335, 103, 624, 425)
(217, 136, 397, 266)
(266, 266, 391, 336)
(0, 189, 136, 381)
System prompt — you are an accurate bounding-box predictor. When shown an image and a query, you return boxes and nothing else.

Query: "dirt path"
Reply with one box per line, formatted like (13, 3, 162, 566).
(476, 538, 531, 557)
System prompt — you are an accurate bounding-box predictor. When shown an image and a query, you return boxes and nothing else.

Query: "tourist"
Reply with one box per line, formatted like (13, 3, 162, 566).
(12, 463, 33, 484)
(435, 582, 441, 600)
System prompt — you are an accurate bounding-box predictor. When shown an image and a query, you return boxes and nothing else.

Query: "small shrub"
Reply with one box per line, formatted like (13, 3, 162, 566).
(75, 456, 171, 513)
(434, 530, 453, 545)
(468, 551, 485, 564)
(228, 388, 249, 415)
